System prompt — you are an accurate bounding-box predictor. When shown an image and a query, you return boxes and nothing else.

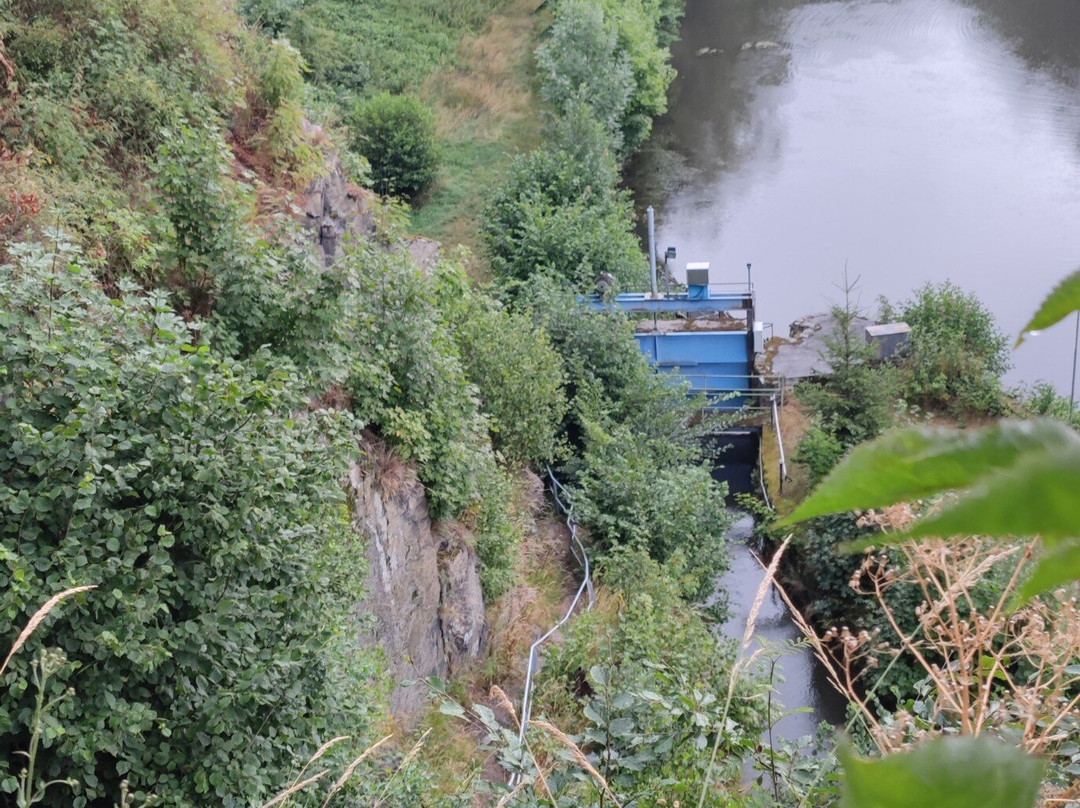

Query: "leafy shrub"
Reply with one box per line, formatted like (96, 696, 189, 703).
(536, 0, 634, 149)
(889, 281, 1010, 415)
(538, 0, 678, 154)
(482, 149, 647, 292)
(454, 302, 568, 465)
(595, 0, 677, 152)
(339, 246, 522, 598)
(795, 425, 845, 487)
(569, 417, 731, 600)
(351, 92, 439, 200)
(0, 240, 377, 807)
(1013, 381, 1080, 429)
(534, 548, 762, 799)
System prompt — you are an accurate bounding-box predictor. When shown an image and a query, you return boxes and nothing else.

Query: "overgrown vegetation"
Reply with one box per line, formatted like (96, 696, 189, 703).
(881, 281, 1010, 416)
(350, 93, 439, 199)
(0, 239, 377, 806)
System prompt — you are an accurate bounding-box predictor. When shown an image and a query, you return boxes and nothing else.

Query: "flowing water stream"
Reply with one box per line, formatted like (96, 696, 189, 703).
(714, 513, 847, 740)
(630, 0, 1080, 392)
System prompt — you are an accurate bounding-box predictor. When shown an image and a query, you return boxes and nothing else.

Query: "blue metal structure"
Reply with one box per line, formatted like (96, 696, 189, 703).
(590, 278, 761, 411)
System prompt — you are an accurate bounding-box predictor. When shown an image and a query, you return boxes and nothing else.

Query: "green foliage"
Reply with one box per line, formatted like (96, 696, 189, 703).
(800, 287, 898, 446)
(350, 93, 439, 200)
(796, 425, 845, 488)
(536, 0, 634, 149)
(239, 0, 503, 99)
(0, 240, 378, 807)
(482, 149, 647, 292)
(512, 281, 730, 596)
(780, 417, 1080, 601)
(1018, 266, 1080, 338)
(453, 301, 568, 465)
(341, 246, 521, 598)
(569, 418, 730, 599)
(889, 281, 1009, 415)
(537, 0, 679, 154)
(2, 0, 260, 174)
(839, 737, 1044, 808)
(153, 123, 344, 365)
(1013, 381, 1080, 429)
(530, 549, 761, 803)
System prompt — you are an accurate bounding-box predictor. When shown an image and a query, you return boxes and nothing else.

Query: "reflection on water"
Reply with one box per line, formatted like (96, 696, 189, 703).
(714, 513, 847, 741)
(629, 0, 1080, 391)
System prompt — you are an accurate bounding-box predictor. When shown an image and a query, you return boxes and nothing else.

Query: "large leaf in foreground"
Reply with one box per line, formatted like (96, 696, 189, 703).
(1017, 267, 1080, 344)
(777, 419, 1079, 526)
(841, 737, 1044, 808)
(777, 418, 1080, 599)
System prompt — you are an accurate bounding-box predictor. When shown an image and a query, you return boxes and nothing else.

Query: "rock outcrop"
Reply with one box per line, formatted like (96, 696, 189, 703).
(347, 450, 486, 721)
(297, 161, 376, 264)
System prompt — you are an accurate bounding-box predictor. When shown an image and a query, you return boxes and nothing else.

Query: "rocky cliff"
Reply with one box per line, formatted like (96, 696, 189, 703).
(347, 444, 487, 721)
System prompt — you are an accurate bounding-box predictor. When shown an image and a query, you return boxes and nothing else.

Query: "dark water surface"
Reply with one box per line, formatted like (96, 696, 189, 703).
(630, 0, 1080, 391)
(714, 514, 847, 740)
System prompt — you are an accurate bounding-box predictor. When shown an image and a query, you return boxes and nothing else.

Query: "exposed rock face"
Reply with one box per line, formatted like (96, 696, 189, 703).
(347, 456, 486, 721)
(298, 162, 376, 264)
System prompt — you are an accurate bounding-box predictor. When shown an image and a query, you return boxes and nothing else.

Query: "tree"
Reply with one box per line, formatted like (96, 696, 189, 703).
(890, 281, 1010, 415)
(481, 149, 647, 292)
(351, 92, 439, 200)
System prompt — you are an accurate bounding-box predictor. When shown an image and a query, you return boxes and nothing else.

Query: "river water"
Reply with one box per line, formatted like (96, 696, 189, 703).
(715, 513, 847, 740)
(629, 0, 1080, 391)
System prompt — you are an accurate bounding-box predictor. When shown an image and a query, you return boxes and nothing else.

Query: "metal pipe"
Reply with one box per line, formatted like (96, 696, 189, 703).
(1071, 310, 1079, 422)
(647, 205, 658, 297)
(772, 394, 788, 489)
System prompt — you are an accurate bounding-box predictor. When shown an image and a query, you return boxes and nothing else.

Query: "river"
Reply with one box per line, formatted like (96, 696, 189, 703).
(714, 513, 847, 741)
(629, 0, 1080, 392)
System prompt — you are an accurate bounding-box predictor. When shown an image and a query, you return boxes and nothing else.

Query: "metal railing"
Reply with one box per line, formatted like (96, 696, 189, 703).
(509, 467, 595, 786)
(771, 394, 789, 489)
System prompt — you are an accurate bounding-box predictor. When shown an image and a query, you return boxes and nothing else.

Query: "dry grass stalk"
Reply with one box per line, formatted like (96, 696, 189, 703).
(493, 778, 529, 808)
(261, 771, 329, 808)
(806, 533, 1080, 787)
(532, 719, 622, 808)
(291, 735, 350, 786)
(319, 733, 393, 808)
(0, 585, 97, 677)
(490, 685, 520, 730)
(742, 534, 793, 655)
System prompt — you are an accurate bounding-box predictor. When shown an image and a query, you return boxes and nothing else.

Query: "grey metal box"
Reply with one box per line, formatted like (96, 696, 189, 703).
(685, 267, 711, 287)
(864, 322, 911, 361)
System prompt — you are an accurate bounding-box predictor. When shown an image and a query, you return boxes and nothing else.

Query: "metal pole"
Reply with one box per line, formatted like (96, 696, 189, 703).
(647, 205, 658, 297)
(746, 262, 752, 292)
(1070, 310, 1079, 422)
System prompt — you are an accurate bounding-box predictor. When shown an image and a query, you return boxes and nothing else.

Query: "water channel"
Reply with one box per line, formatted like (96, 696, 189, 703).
(714, 513, 847, 740)
(630, 0, 1080, 392)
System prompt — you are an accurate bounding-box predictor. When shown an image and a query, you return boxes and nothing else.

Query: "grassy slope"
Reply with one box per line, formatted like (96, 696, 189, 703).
(410, 0, 547, 271)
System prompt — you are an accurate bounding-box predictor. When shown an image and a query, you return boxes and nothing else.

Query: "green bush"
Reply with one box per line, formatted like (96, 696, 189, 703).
(569, 416, 730, 601)
(482, 149, 647, 292)
(339, 247, 523, 599)
(0, 241, 378, 807)
(1014, 381, 1080, 429)
(538, 0, 679, 154)
(795, 425, 845, 487)
(351, 92, 439, 200)
(536, 0, 634, 149)
(454, 302, 568, 465)
(890, 281, 1010, 415)
(535, 547, 762, 799)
